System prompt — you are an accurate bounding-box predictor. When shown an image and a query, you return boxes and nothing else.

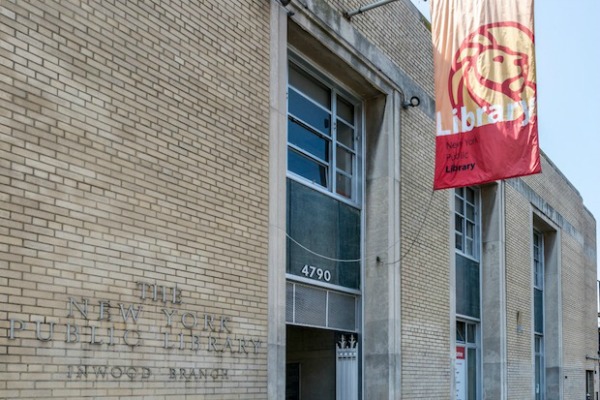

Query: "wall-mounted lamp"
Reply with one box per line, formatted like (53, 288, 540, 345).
(279, 0, 292, 6)
(402, 96, 420, 109)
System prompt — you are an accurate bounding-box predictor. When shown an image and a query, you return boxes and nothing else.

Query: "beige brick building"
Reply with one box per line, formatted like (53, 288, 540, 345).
(0, 1, 596, 399)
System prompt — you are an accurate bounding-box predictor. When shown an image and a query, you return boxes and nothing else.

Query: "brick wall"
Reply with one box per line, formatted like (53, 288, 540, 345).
(1, 0, 596, 399)
(505, 155, 597, 399)
(0, 1, 271, 398)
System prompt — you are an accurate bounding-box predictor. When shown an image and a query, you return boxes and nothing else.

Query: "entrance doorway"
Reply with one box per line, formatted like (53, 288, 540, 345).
(286, 326, 336, 400)
(286, 326, 359, 400)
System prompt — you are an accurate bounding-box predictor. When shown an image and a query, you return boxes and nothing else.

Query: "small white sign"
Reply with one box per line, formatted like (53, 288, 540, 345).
(455, 346, 466, 400)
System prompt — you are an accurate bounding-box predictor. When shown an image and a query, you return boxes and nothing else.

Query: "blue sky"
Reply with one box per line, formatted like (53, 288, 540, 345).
(534, 0, 600, 281)
(411, 0, 600, 278)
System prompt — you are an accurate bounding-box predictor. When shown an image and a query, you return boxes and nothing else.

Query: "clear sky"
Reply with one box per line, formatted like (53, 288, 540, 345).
(411, 0, 600, 279)
(534, 0, 600, 280)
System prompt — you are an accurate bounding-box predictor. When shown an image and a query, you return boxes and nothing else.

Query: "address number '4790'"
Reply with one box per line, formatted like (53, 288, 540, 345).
(301, 264, 331, 282)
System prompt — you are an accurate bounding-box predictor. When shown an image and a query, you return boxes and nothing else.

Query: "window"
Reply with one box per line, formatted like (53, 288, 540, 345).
(533, 230, 545, 400)
(286, 57, 362, 293)
(455, 187, 479, 259)
(455, 187, 481, 319)
(287, 61, 359, 201)
(456, 320, 480, 400)
(285, 52, 364, 400)
(286, 55, 363, 317)
(455, 187, 481, 400)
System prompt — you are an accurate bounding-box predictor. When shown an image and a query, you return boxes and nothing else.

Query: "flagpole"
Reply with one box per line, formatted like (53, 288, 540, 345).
(343, 0, 400, 20)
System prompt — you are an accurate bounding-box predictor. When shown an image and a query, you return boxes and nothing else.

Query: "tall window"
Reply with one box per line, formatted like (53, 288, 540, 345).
(287, 61, 359, 201)
(455, 187, 481, 400)
(455, 187, 480, 319)
(456, 321, 479, 400)
(286, 55, 363, 327)
(533, 230, 545, 400)
(455, 187, 478, 259)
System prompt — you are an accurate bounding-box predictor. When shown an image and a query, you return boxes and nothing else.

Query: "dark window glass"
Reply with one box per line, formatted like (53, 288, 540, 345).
(467, 348, 477, 400)
(336, 173, 352, 198)
(456, 254, 480, 318)
(288, 119, 329, 162)
(455, 214, 464, 251)
(466, 187, 475, 203)
(337, 120, 354, 149)
(286, 179, 360, 289)
(456, 321, 466, 343)
(466, 203, 475, 220)
(467, 323, 476, 344)
(289, 89, 331, 136)
(337, 96, 354, 123)
(289, 64, 330, 108)
(336, 146, 353, 174)
(534, 288, 544, 334)
(288, 150, 327, 187)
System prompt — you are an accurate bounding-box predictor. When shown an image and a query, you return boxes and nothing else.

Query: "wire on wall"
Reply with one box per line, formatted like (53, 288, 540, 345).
(277, 189, 437, 266)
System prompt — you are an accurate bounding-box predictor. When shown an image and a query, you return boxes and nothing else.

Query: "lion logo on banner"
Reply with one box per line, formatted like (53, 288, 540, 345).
(449, 22, 536, 124)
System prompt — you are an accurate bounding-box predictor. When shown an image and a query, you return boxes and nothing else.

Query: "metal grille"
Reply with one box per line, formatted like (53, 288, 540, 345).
(328, 291, 356, 331)
(286, 281, 358, 332)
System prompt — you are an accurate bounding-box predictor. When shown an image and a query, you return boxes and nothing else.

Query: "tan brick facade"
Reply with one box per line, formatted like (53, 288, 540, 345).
(0, 1, 596, 399)
(1, 0, 270, 398)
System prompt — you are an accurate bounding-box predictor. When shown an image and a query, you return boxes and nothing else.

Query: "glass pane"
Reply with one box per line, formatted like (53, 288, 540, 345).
(456, 321, 466, 343)
(465, 239, 474, 257)
(288, 119, 329, 162)
(289, 64, 330, 109)
(286, 282, 294, 323)
(466, 204, 475, 221)
(467, 323, 476, 343)
(288, 149, 327, 187)
(287, 179, 360, 289)
(336, 146, 353, 174)
(455, 233, 463, 251)
(534, 337, 543, 400)
(466, 222, 474, 240)
(289, 89, 331, 136)
(534, 263, 542, 288)
(337, 200, 361, 288)
(467, 348, 477, 400)
(534, 288, 544, 334)
(336, 173, 352, 199)
(337, 96, 354, 123)
(455, 195, 464, 212)
(466, 187, 475, 203)
(455, 215, 464, 234)
(337, 120, 354, 149)
(456, 187, 464, 198)
(456, 254, 480, 318)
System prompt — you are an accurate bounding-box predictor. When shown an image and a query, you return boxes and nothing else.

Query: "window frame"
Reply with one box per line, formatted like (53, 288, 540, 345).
(454, 187, 482, 399)
(287, 53, 363, 208)
(456, 319, 482, 400)
(533, 229, 545, 400)
(454, 187, 481, 262)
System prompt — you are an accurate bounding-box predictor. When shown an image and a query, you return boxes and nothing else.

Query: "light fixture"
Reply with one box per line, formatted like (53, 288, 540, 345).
(279, 0, 292, 6)
(402, 96, 420, 109)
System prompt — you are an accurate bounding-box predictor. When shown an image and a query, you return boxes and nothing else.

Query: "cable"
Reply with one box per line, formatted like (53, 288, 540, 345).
(275, 188, 436, 265)
(284, 231, 361, 263)
(390, 189, 435, 264)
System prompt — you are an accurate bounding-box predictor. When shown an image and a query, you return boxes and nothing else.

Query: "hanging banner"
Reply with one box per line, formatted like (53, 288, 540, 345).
(431, 0, 541, 190)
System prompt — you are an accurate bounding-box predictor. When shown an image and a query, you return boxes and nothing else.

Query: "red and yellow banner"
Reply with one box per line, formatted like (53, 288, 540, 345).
(431, 0, 541, 190)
